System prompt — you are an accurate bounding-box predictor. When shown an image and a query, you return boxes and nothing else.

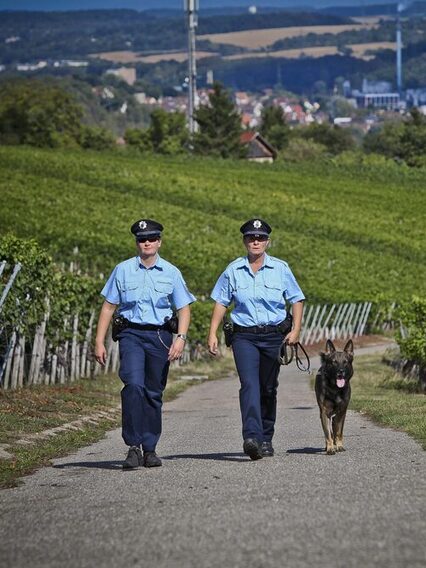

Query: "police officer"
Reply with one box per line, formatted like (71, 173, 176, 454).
(95, 219, 196, 469)
(208, 219, 305, 460)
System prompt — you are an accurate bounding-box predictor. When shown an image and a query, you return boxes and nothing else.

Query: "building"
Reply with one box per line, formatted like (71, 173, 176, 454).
(240, 132, 277, 163)
(349, 79, 400, 110)
(352, 91, 400, 110)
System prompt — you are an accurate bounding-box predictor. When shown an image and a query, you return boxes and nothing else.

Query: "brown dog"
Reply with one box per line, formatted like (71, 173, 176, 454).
(315, 339, 354, 455)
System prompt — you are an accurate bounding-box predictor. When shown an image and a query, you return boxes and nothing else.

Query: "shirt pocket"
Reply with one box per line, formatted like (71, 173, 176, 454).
(264, 279, 284, 303)
(154, 278, 174, 308)
(120, 280, 140, 303)
(233, 281, 249, 303)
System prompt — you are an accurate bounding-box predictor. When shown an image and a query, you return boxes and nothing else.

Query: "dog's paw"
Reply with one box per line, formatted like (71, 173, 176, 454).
(326, 445, 336, 455)
(335, 445, 346, 452)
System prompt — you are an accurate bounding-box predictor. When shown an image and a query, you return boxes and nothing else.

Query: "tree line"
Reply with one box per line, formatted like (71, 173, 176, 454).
(0, 9, 349, 64)
(0, 78, 425, 167)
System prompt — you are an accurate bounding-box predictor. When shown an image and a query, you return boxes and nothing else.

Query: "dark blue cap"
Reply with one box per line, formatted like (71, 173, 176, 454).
(130, 219, 163, 238)
(240, 218, 271, 237)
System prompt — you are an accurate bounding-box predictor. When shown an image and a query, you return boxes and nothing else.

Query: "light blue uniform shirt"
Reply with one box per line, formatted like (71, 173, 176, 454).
(101, 255, 196, 326)
(211, 253, 305, 327)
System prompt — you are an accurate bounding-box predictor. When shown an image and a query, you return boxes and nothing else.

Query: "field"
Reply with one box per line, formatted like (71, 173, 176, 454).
(0, 147, 425, 306)
(90, 50, 218, 64)
(90, 20, 390, 65)
(93, 41, 395, 65)
(224, 42, 396, 61)
(199, 23, 377, 49)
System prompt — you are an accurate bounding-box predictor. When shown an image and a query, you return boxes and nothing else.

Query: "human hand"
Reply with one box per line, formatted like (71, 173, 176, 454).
(285, 330, 300, 346)
(95, 343, 107, 366)
(168, 336, 185, 361)
(208, 334, 218, 357)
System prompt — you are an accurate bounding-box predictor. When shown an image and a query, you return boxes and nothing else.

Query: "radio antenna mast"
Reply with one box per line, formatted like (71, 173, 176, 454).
(396, 3, 403, 94)
(185, 1, 199, 135)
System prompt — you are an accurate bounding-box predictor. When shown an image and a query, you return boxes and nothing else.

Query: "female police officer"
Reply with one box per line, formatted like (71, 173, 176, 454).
(208, 219, 305, 460)
(95, 219, 196, 469)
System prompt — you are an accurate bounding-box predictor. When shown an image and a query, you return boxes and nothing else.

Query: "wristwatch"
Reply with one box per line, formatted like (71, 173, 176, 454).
(176, 333, 187, 342)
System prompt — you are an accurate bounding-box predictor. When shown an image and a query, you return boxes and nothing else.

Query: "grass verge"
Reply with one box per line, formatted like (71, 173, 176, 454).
(350, 354, 426, 449)
(0, 353, 236, 489)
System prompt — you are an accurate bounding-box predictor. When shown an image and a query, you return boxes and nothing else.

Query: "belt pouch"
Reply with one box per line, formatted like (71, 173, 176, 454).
(223, 320, 234, 347)
(112, 314, 129, 342)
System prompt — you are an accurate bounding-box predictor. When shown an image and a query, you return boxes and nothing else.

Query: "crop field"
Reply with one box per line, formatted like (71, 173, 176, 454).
(199, 23, 376, 49)
(352, 16, 393, 25)
(93, 41, 396, 66)
(223, 41, 396, 61)
(0, 147, 425, 305)
(90, 50, 218, 64)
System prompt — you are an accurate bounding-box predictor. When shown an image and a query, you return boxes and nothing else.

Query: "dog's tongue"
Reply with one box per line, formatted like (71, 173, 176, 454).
(336, 377, 346, 388)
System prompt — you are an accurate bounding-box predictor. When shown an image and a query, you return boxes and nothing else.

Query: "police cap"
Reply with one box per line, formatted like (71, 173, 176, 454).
(240, 218, 271, 237)
(130, 219, 163, 239)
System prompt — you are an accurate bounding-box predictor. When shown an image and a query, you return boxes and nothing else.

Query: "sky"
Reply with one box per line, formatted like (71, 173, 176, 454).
(0, 1, 405, 12)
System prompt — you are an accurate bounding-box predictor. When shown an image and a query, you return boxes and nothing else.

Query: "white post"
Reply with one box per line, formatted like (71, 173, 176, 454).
(71, 314, 79, 381)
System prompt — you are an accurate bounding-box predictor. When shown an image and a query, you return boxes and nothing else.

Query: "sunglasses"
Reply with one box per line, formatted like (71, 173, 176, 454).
(136, 236, 160, 243)
(244, 235, 269, 242)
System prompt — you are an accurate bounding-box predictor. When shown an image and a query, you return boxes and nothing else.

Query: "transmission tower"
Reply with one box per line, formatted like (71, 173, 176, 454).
(185, 1, 199, 135)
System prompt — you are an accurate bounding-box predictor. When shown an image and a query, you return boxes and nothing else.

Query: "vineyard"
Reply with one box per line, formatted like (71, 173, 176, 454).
(1, 146, 425, 387)
(1, 146, 425, 301)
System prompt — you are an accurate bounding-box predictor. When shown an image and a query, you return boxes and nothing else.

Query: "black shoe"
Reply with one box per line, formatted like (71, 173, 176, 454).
(144, 451, 162, 468)
(243, 438, 263, 461)
(123, 446, 143, 470)
(261, 441, 275, 457)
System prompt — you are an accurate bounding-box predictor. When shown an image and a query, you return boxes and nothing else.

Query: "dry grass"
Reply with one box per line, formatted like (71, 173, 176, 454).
(352, 16, 393, 25)
(199, 23, 377, 49)
(91, 37, 395, 66)
(350, 41, 396, 59)
(90, 50, 217, 64)
(224, 41, 396, 61)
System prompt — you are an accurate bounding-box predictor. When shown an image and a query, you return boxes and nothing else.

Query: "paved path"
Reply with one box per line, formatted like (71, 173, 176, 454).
(1, 345, 425, 568)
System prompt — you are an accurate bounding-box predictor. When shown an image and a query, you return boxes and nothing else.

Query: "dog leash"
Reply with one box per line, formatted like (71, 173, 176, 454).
(278, 341, 311, 374)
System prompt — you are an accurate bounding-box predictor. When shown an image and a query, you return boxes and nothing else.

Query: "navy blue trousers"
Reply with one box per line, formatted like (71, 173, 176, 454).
(118, 328, 171, 451)
(232, 332, 283, 442)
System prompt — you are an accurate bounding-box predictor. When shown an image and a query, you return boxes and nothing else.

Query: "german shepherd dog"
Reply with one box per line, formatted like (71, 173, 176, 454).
(315, 339, 354, 455)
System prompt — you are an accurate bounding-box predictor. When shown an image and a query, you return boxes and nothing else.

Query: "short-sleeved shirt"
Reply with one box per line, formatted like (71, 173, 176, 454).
(210, 253, 305, 327)
(101, 255, 196, 326)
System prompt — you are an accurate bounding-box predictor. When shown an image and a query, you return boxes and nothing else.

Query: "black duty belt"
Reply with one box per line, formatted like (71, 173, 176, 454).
(126, 322, 166, 332)
(233, 323, 284, 334)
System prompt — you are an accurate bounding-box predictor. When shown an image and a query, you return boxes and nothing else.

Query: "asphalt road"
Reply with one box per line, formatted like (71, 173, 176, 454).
(1, 345, 425, 568)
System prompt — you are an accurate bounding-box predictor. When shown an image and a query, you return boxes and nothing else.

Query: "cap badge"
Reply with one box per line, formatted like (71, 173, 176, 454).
(138, 220, 147, 230)
(253, 220, 262, 229)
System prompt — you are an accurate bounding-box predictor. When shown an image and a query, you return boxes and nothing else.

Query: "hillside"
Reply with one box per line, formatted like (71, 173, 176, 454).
(0, 146, 425, 304)
(1, 8, 425, 94)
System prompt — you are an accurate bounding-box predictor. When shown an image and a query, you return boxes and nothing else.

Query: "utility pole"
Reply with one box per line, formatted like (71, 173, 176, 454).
(396, 3, 403, 95)
(185, 0, 199, 135)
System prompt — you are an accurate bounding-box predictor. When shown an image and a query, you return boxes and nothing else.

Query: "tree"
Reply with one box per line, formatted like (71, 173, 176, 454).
(124, 109, 188, 155)
(79, 125, 116, 151)
(0, 79, 83, 148)
(124, 128, 153, 152)
(259, 105, 290, 150)
(193, 82, 245, 159)
(363, 109, 426, 167)
(298, 122, 355, 155)
(149, 109, 188, 154)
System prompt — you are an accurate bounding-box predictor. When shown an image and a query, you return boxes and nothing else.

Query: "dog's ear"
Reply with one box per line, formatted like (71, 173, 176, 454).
(325, 339, 336, 354)
(344, 339, 354, 355)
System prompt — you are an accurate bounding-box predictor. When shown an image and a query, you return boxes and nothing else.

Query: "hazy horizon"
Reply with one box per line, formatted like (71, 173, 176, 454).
(0, 0, 406, 12)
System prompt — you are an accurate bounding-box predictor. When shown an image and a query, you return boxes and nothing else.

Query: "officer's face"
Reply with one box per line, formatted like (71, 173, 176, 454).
(136, 236, 162, 257)
(243, 235, 269, 256)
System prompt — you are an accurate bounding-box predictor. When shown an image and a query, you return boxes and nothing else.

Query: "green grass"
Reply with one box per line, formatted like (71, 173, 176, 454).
(1, 146, 425, 303)
(0, 353, 236, 489)
(350, 354, 426, 449)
